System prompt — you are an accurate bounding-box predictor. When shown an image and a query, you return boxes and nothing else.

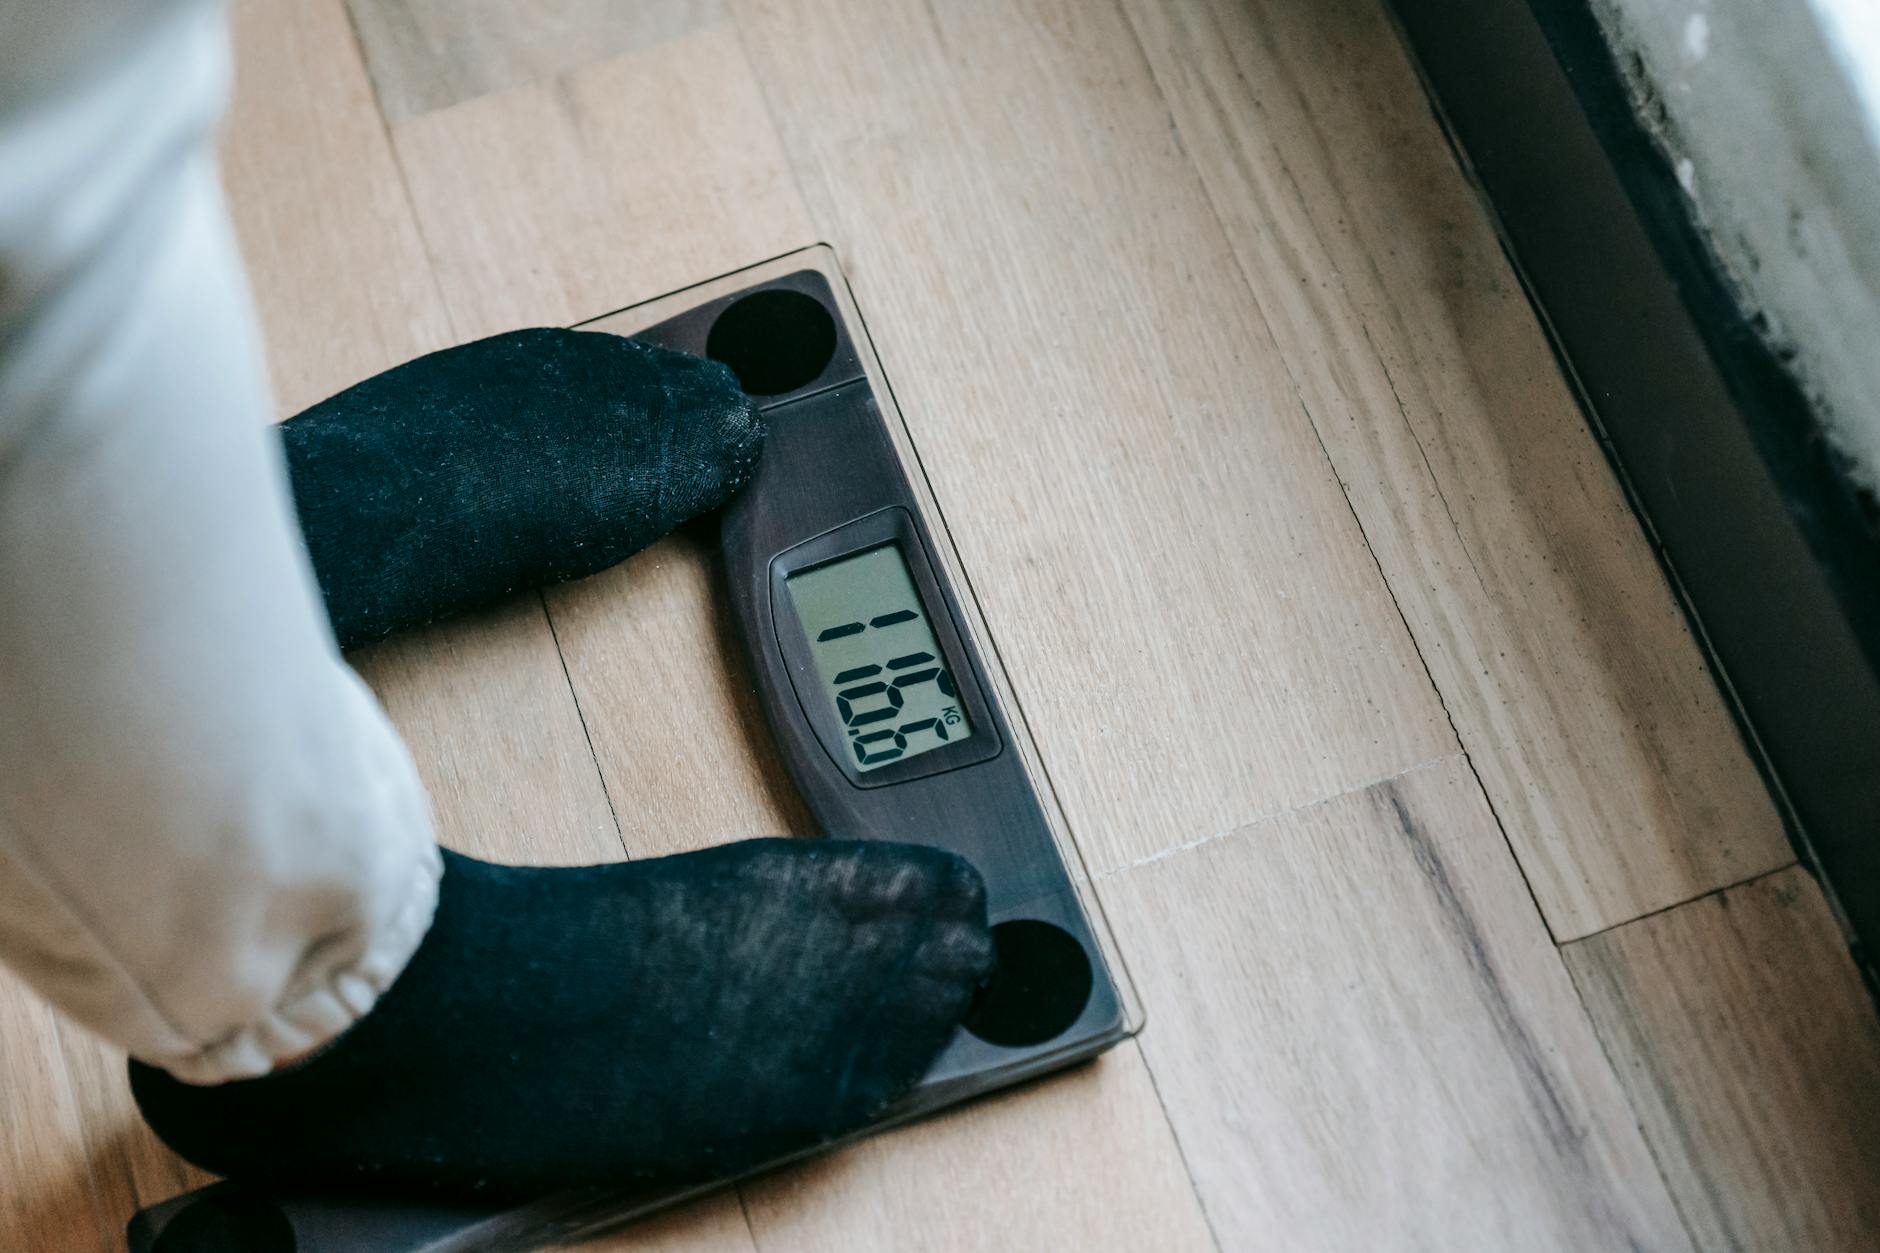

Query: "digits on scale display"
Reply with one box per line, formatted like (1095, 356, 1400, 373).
(786, 544, 975, 770)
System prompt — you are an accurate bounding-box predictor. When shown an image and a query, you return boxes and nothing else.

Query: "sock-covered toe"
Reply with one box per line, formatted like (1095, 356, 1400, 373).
(280, 328, 764, 649)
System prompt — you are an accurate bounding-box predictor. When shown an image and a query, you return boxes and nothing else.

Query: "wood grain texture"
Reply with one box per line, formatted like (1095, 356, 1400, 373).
(220, 0, 453, 415)
(1105, 756, 1691, 1251)
(350, 599, 624, 865)
(1118, 0, 1789, 937)
(348, 0, 722, 123)
(728, 0, 1457, 874)
(390, 25, 814, 341)
(0, 974, 110, 1253)
(741, 1046, 1214, 1253)
(1566, 867, 1880, 1251)
(541, 533, 816, 858)
(50, 1025, 216, 1236)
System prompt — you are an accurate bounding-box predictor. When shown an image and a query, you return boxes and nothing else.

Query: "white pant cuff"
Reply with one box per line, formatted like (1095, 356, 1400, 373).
(157, 839, 443, 1085)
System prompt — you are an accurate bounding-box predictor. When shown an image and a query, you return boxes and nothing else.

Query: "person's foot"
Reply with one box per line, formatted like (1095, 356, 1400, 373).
(131, 839, 992, 1198)
(280, 328, 763, 650)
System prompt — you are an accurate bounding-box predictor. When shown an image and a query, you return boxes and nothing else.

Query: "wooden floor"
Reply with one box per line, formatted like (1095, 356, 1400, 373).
(5, 0, 1880, 1248)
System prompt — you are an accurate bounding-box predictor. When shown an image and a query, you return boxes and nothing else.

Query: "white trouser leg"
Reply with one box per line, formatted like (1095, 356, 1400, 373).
(0, 1, 441, 1084)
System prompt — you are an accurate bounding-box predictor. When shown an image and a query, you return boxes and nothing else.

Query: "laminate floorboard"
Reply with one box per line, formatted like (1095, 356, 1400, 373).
(348, 0, 722, 122)
(0, 975, 112, 1253)
(1104, 758, 1690, 1250)
(739, 1046, 1215, 1253)
(1567, 867, 1880, 1252)
(389, 26, 812, 341)
(1119, 0, 1788, 938)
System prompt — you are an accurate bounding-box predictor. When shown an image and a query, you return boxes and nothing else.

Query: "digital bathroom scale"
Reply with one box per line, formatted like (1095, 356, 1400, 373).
(128, 247, 1140, 1253)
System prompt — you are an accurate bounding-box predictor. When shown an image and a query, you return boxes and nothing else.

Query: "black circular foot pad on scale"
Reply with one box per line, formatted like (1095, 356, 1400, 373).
(965, 920, 1095, 1047)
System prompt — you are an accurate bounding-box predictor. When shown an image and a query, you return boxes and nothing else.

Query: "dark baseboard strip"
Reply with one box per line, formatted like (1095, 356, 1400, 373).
(1383, 0, 1880, 977)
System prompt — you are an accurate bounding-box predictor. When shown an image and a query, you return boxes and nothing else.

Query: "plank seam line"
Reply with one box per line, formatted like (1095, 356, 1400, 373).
(1288, 371, 1569, 946)
(1563, 860, 1801, 946)
(537, 589, 631, 859)
(1098, 752, 1464, 877)
(1555, 938, 1728, 1252)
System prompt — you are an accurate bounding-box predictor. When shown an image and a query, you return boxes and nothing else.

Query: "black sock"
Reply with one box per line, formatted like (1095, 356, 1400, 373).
(279, 328, 763, 650)
(131, 841, 992, 1198)
(166, 333, 991, 1197)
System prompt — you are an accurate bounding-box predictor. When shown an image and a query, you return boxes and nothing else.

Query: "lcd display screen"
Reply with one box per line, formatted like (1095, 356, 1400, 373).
(786, 544, 974, 771)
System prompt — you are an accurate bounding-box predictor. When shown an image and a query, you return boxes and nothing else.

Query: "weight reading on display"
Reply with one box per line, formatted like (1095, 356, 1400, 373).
(786, 544, 974, 771)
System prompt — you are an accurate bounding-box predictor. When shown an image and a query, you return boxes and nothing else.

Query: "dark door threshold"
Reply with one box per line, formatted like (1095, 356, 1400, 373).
(1383, 0, 1880, 975)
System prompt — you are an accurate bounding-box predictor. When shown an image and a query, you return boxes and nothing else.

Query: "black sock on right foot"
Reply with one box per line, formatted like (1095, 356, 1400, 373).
(131, 839, 992, 1198)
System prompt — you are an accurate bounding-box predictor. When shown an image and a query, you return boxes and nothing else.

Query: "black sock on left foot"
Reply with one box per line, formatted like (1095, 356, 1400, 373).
(280, 329, 763, 650)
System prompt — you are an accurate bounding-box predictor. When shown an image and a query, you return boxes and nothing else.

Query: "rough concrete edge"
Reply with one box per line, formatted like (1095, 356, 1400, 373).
(1588, 0, 1880, 511)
